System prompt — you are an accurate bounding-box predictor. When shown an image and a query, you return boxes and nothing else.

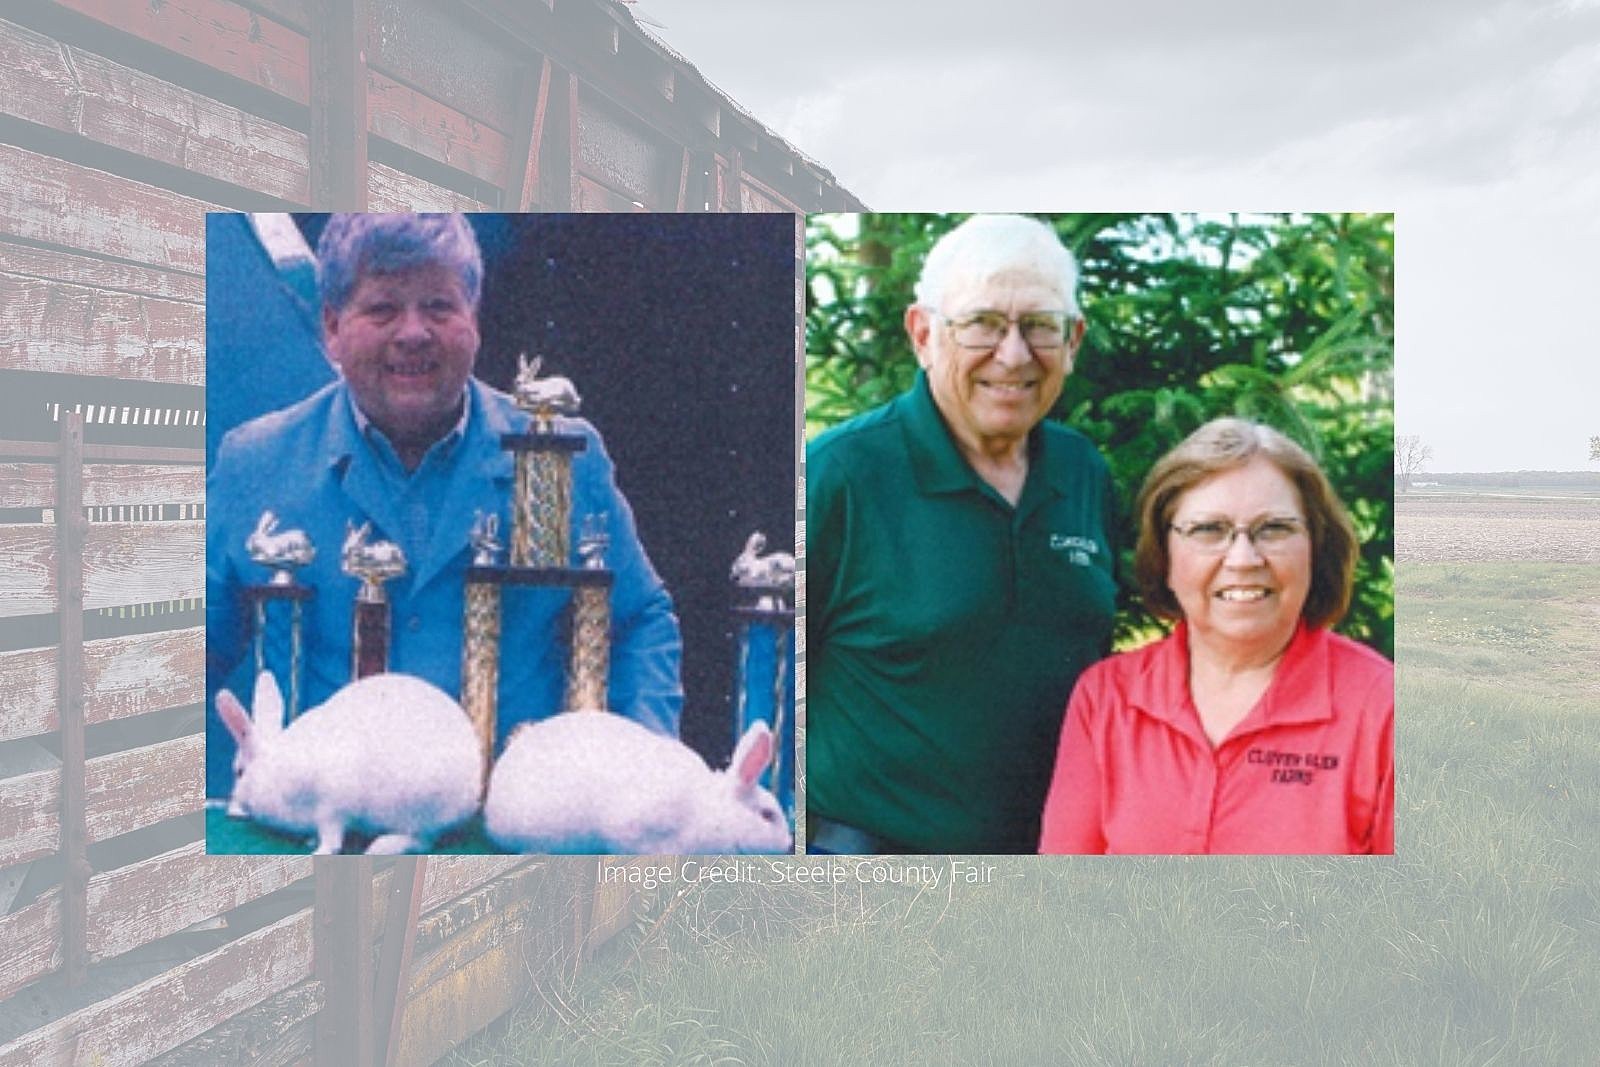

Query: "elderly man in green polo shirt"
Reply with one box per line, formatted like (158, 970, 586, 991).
(806, 214, 1118, 854)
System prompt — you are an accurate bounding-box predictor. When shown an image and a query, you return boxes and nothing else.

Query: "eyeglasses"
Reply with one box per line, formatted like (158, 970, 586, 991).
(1169, 516, 1306, 555)
(934, 309, 1073, 351)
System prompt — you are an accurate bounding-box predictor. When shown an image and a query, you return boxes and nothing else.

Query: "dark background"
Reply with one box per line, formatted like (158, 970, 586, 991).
(209, 212, 796, 769)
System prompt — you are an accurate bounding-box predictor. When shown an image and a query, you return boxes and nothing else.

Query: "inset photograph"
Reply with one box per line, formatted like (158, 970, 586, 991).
(804, 213, 1394, 855)
(206, 212, 796, 855)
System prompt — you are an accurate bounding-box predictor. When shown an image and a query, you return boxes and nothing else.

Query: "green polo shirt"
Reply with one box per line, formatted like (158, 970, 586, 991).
(806, 371, 1117, 853)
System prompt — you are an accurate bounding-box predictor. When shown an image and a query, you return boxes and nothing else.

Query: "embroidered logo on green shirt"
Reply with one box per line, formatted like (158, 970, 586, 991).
(1049, 534, 1100, 566)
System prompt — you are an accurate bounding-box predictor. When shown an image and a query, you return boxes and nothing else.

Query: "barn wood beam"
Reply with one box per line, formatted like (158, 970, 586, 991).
(57, 410, 89, 986)
(314, 856, 375, 1066)
(372, 857, 427, 1067)
(506, 57, 553, 211)
(309, 0, 369, 211)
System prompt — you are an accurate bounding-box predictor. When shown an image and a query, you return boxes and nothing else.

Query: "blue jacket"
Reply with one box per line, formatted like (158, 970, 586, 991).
(206, 377, 683, 788)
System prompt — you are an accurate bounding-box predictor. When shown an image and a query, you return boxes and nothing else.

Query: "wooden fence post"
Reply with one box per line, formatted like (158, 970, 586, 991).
(56, 410, 89, 987)
(314, 857, 375, 1066)
(372, 857, 427, 1067)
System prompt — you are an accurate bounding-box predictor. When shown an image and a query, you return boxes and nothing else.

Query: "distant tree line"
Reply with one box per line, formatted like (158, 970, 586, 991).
(1425, 471, 1600, 488)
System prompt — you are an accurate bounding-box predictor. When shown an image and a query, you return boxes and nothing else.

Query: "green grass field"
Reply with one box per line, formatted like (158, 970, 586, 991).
(446, 562, 1600, 1066)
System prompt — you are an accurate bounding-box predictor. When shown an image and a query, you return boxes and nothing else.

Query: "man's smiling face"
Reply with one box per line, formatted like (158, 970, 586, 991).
(324, 262, 479, 453)
(908, 266, 1082, 463)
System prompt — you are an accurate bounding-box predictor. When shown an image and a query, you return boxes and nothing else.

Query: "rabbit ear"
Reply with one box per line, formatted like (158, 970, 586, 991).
(216, 689, 253, 752)
(729, 722, 774, 791)
(251, 671, 286, 739)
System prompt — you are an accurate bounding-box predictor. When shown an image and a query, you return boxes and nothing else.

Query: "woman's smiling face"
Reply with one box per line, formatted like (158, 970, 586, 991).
(1166, 455, 1312, 658)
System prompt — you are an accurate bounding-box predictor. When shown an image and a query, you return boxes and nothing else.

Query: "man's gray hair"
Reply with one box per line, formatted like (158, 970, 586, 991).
(913, 214, 1081, 317)
(317, 213, 483, 313)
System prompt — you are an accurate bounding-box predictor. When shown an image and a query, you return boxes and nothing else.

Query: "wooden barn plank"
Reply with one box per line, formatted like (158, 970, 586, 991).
(0, 628, 205, 743)
(367, 164, 490, 211)
(0, 145, 213, 273)
(0, 465, 52, 509)
(741, 171, 802, 214)
(0, 731, 200, 865)
(367, 70, 510, 188)
(0, 240, 204, 303)
(0, 891, 61, 1001)
(418, 856, 525, 913)
(0, 525, 52, 619)
(84, 521, 205, 610)
(0, 17, 309, 204)
(0, 462, 203, 510)
(364, 0, 518, 133)
(145, 979, 323, 1067)
(405, 862, 548, 990)
(0, 272, 205, 385)
(575, 94, 665, 207)
(0, 907, 315, 1067)
(394, 905, 543, 1067)
(49, 0, 311, 103)
(86, 733, 205, 844)
(575, 173, 644, 213)
(0, 521, 204, 617)
(0, 765, 56, 867)
(88, 843, 313, 962)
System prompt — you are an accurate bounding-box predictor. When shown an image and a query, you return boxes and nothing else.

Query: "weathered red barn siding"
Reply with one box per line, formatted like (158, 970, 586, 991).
(0, 1, 855, 1062)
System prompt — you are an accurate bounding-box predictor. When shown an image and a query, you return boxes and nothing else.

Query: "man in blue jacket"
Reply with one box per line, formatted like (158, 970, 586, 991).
(206, 214, 683, 791)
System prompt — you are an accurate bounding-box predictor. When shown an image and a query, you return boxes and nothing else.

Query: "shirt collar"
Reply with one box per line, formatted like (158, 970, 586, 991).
(900, 370, 1065, 494)
(1128, 620, 1335, 733)
(344, 384, 470, 469)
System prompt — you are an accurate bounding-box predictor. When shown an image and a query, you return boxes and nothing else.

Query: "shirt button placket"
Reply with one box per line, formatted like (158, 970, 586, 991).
(1195, 750, 1219, 852)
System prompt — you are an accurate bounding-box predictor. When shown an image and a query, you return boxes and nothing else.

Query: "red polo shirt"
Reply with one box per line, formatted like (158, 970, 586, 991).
(1039, 623, 1393, 855)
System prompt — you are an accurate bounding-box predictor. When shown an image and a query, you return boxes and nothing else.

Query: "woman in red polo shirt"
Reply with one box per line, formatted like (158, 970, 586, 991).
(1039, 418, 1393, 855)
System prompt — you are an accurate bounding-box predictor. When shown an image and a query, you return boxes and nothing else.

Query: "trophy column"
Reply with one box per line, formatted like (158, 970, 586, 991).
(565, 517, 613, 711)
(243, 510, 316, 721)
(460, 355, 617, 784)
(730, 532, 796, 814)
(341, 521, 406, 680)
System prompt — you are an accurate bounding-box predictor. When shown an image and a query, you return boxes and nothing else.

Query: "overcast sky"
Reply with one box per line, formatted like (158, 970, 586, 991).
(642, 0, 1600, 472)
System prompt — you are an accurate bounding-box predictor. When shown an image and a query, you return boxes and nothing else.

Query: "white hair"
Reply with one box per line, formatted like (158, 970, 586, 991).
(913, 214, 1081, 317)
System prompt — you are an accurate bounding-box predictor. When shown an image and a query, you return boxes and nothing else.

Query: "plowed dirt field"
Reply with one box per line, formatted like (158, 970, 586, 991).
(1397, 492, 1600, 563)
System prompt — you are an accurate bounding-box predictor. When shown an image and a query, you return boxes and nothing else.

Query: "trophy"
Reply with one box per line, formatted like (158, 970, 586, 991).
(340, 520, 406, 679)
(729, 531, 796, 813)
(243, 510, 316, 720)
(461, 356, 615, 780)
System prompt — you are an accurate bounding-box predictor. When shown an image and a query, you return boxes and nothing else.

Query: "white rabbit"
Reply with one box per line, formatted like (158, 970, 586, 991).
(483, 712, 791, 854)
(215, 671, 481, 855)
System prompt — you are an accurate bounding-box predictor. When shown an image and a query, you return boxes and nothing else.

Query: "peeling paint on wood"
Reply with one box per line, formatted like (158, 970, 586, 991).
(418, 856, 527, 912)
(0, 145, 213, 274)
(0, 628, 203, 742)
(87, 843, 313, 962)
(0, 462, 203, 511)
(0, 908, 315, 1067)
(0, 273, 205, 385)
(0, 733, 206, 868)
(84, 734, 205, 844)
(49, 0, 311, 104)
(145, 980, 323, 1067)
(0, 520, 204, 617)
(367, 163, 489, 212)
(367, 70, 510, 188)
(0, 241, 204, 303)
(0, 891, 61, 1001)
(0, 17, 309, 204)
